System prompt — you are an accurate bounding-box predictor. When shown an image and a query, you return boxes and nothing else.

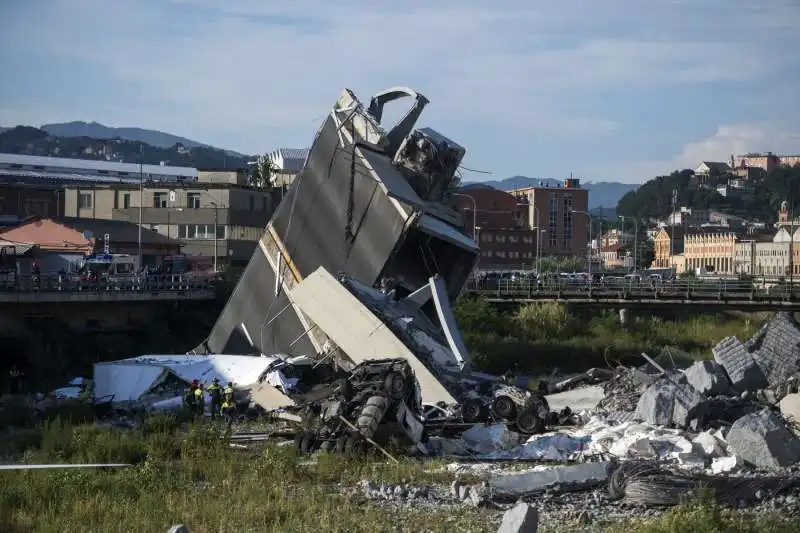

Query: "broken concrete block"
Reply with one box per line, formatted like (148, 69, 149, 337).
(711, 455, 744, 475)
(753, 347, 800, 389)
(635, 380, 676, 426)
(713, 336, 768, 392)
(684, 360, 731, 397)
(166, 526, 190, 533)
(490, 462, 611, 498)
(692, 430, 726, 457)
(779, 393, 800, 424)
(726, 409, 800, 470)
(497, 502, 539, 533)
(672, 381, 705, 429)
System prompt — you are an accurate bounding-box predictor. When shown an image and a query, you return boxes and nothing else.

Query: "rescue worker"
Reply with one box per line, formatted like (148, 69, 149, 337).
(183, 379, 198, 413)
(207, 377, 222, 419)
(194, 382, 205, 417)
(221, 381, 236, 426)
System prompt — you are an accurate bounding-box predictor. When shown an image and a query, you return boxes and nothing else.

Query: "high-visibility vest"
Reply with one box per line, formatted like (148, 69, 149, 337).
(194, 388, 204, 401)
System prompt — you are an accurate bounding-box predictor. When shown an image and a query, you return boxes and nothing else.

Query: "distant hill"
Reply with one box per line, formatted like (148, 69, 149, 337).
(0, 126, 250, 170)
(37, 121, 246, 158)
(476, 175, 640, 210)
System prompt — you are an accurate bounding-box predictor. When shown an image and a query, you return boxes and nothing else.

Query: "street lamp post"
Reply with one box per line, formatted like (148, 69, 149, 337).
(618, 216, 639, 272)
(453, 193, 478, 241)
(210, 201, 219, 273)
(533, 206, 540, 274)
(571, 209, 592, 278)
(138, 145, 144, 269)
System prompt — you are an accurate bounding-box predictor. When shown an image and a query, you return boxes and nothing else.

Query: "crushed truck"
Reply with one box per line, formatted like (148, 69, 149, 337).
(294, 358, 426, 455)
(192, 86, 552, 441)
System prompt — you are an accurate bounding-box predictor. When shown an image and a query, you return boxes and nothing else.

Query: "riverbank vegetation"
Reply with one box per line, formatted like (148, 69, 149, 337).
(454, 297, 768, 375)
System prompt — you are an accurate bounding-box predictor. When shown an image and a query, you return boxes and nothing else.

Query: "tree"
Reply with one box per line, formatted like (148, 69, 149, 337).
(249, 154, 275, 189)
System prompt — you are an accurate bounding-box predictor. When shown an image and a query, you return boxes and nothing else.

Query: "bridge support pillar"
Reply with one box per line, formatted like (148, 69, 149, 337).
(619, 308, 631, 327)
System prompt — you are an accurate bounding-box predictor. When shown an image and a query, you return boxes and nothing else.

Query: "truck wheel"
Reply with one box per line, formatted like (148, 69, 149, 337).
(516, 411, 545, 434)
(461, 399, 485, 423)
(384, 372, 408, 399)
(356, 395, 388, 440)
(344, 434, 367, 457)
(492, 395, 517, 420)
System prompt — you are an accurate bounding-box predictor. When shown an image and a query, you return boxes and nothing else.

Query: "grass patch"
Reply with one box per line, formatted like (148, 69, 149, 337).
(1, 420, 493, 533)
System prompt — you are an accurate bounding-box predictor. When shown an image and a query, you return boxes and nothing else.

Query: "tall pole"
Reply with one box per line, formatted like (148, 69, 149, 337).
(213, 203, 218, 273)
(571, 209, 592, 277)
(138, 144, 143, 268)
(453, 193, 477, 240)
(534, 206, 540, 273)
(634, 219, 639, 273)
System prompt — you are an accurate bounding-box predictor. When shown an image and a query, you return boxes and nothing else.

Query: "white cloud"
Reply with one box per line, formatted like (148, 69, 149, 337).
(1, 0, 798, 179)
(599, 123, 800, 182)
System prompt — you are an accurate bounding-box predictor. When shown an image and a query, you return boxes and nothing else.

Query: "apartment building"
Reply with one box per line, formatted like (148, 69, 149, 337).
(0, 182, 65, 224)
(513, 178, 590, 257)
(62, 169, 280, 266)
(453, 185, 538, 269)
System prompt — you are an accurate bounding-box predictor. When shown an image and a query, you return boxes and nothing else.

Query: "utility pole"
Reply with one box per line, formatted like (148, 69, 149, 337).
(138, 144, 143, 269)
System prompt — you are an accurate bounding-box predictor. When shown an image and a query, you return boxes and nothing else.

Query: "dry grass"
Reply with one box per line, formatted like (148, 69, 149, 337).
(2, 418, 798, 533)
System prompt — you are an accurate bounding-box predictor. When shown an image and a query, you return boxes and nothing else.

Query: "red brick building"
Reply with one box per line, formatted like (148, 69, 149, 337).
(453, 185, 538, 269)
(512, 179, 590, 257)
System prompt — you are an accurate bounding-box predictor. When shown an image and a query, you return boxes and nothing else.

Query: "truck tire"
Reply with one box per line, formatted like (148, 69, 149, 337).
(515, 410, 545, 434)
(492, 395, 517, 420)
(384, 372, 408, 400)
(344, 434, 367, 457)
(461, 399, 486, 423)
(356, 395, 389, 440)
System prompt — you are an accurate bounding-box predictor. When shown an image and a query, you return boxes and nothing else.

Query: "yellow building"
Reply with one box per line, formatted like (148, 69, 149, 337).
(684, 230, 739, 275)
(652, 227, 685, 268)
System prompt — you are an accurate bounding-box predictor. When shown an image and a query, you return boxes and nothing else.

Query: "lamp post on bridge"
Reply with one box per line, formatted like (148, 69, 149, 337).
(571, 209, 592, 279)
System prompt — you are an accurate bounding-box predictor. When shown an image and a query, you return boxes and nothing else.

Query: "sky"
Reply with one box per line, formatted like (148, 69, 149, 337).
(0, 0, 798, 184)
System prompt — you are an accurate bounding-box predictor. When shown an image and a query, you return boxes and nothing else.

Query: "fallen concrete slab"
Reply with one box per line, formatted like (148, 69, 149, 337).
(545, 385, 604, 413)
(713, 336, 768, 392)
(726, 409, 800, 470)
(497, 502, 539, 533)
(684, 360, 731, 397)
(489, 462, 612, 498)
(289, 267, 456, 405)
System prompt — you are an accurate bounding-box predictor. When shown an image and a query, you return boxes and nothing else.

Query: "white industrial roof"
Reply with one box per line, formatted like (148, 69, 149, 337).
(0, 153, 198, 178)
(266, 148, 309, 172)
(0, 168, 188, 184)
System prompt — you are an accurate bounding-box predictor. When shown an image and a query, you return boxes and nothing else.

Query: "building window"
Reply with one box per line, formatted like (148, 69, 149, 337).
(496, 235, 506, 243)
(123, 193, 130, 209)
(150, 224, 160, 233)
(177, 224, 227, 240)
(508, 235, 519, 243)
(187, 193, 201, 209)
(79, 193, 92, 209)
(153, 192, 168, 208)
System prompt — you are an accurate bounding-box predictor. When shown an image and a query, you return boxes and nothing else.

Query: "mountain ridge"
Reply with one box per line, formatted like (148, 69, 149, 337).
(2, 121, 247, 158)
(471, 175, 640, 210)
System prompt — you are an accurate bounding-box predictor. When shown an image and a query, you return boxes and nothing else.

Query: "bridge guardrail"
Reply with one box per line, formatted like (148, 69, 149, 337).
(464, 278, 800, 301)
(0, 273, 217, 294)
